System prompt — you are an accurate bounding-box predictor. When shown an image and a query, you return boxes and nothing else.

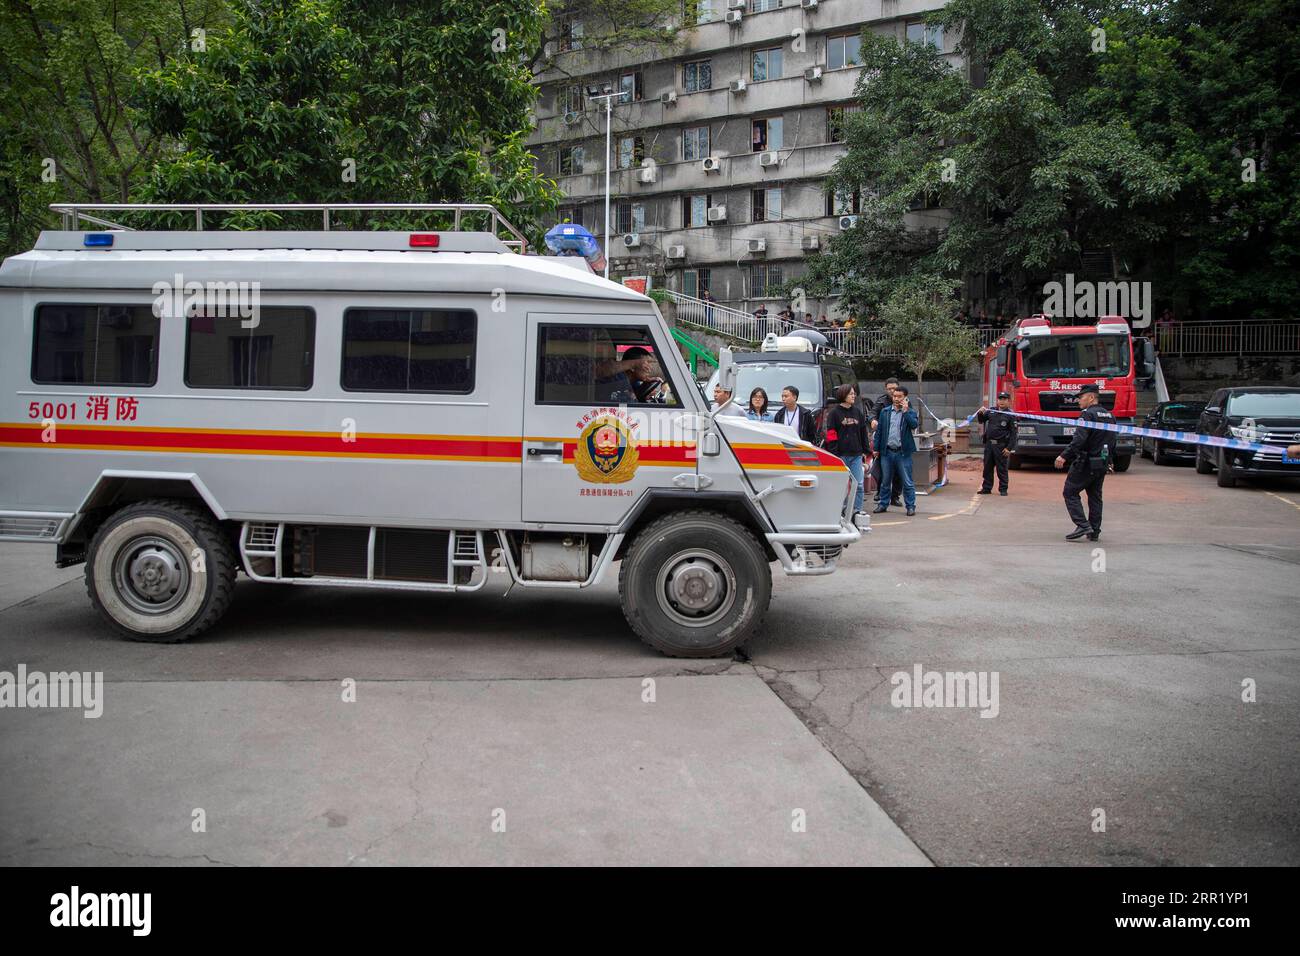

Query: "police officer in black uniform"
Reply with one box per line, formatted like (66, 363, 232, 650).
(1055, 384, 1118, 541)
(977, 391, 1019, 496)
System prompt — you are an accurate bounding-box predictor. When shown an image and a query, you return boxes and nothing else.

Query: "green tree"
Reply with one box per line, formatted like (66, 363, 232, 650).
(0, 0, 227, 255)
(136, 0, 561, 241)
(872, 277, 966, 408)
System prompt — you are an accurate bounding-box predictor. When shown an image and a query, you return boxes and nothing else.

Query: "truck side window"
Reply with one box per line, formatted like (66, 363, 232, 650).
(342, 308, 475, 393)
(32, 304, 160, 386)
(537, 324, 680, 407)
(185, 308, 315, 390)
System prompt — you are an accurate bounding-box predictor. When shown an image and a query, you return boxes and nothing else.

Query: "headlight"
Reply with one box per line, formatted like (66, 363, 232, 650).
(1229, 425, 1259, 441)
(1019, 426, 1036, 436)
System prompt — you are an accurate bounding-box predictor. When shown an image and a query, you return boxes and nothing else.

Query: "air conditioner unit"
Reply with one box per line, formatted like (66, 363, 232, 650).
(758, 151, 780, 168)
(801, 235, 820, 251)
(562, 111, 581, 126)
(661, 91, 677, 106)
(707, 205, 727, 223)
(801, 0, 819, 9)
(727, 0, 746, 8)
(701, 156, 721, 173)
(623, 233, 641, 248)
(804, 66, 823, 83)
(666, 245, 686, 259)
(748, 238, 767, 254)
(839, 215, 860, 231)
(639, 165, 657, 184)
(729, 79, 747, 93)
(725, 10, 743, 25)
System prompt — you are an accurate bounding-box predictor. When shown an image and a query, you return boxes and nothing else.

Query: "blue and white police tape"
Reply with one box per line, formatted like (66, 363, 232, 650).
(935, 407, 1277, 455)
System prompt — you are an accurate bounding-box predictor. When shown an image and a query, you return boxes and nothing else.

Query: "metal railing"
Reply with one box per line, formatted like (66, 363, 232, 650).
(49, 202, 530, 252)
(666, 291, 1003, 356)
(1154, 321, 1300, 356)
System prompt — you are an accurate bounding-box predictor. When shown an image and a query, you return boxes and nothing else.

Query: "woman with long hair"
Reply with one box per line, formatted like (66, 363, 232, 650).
(745, 386, 774, 422)
(824, 383, 868, 516)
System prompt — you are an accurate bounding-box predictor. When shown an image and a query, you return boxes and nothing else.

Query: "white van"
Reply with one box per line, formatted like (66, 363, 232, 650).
(0, 203, 859, 657)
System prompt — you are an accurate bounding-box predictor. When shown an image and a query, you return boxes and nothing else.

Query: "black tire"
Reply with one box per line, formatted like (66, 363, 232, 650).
(1139, 440, 1150, 460)
(1153, 441, 1171, 466)
(85, 499, 237, 643)
(1113, 454, 1132, 473)
(1195, 448, 1214, 474)
(1216, 449, 1237, 487)
(618, 510, 772, 658)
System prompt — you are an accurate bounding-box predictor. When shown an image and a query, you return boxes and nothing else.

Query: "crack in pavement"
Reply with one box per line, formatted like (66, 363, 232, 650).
(9, 842, 238, 867)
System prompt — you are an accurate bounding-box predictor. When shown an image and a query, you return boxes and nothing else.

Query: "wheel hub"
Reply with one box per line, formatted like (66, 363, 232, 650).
(113, 536, 190, 614)
(655, 549, 737, 628)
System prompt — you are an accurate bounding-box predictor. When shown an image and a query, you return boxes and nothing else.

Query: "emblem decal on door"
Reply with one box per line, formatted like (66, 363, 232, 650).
(575, 414, 639, 483)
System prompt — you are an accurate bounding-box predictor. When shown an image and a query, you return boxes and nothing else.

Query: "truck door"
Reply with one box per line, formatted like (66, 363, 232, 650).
(522, 314, 698, 526)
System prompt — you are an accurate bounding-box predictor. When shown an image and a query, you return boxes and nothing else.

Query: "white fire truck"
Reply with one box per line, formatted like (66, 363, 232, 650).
(0, 203, 860, 657)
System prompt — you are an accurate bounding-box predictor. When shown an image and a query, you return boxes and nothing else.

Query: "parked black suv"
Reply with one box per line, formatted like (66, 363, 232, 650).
(1140, 400, 1206, 465)
(1194, 387, 1300, 487)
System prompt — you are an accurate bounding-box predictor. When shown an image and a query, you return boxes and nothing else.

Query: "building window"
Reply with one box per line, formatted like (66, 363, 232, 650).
(750, 264, 785, 298)
(683, 194, 712, 228)
(752, 0, 782, 12)
(617, 136, 645, 169)
(906, 21, 944, 51)
(618, 71, 644, 102)
(558, 207, 583, 228)
(826, 104, 861, 143)
(752, 187, 783, 222)
(31, 304, 160, 386)
(682, 126, 710, 161)
(558, 19, 584, 52)
(342, 309, 476, 393)
(908, 192, 942, 211)
(683, 268, 712, 298)
(185, 308, 315, 390)
(688, 0, 719, 26)
(558, 146, 584, 176)
(752, 116, 783, 152)
(683, 59, 713, 92)
(557, 84, 583, 116)
(616, 202, 645, 235)
(827, 33, 862, 70)
(752, 46, 783, 82)
(826, 189, 861, 216)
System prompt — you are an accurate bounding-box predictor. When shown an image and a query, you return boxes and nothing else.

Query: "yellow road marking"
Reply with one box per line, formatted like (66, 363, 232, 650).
(928, 490, 984, 520)
(1265, 492, 1300, 513)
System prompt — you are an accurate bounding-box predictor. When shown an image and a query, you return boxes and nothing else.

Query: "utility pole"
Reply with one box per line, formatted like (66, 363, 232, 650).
(586, 85, 629, 280)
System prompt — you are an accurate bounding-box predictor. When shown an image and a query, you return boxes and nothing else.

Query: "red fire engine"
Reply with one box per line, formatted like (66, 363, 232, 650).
(980, 314, 1156, 472)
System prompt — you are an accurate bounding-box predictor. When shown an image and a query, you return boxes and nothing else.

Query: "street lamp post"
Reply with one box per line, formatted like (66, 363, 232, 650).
(586, 86, 629, 280)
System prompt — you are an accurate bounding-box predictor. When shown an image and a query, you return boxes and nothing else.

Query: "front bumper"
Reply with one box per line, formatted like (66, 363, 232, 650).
(767, 521, 862, 576)
(1225, 445, 1300, 477)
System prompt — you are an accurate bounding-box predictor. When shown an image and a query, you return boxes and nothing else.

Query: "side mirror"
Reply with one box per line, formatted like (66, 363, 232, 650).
(995, 344, 1009, 376)
(1136, 337, 1155, 378)
(716, 347, 737, 395)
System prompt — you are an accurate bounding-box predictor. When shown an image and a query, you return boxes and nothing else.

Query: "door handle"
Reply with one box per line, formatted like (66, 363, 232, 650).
(527, 446, 563, 459)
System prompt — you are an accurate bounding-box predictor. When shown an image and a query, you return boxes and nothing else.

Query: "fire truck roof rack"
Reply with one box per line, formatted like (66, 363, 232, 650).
(48, 202, 529, 253)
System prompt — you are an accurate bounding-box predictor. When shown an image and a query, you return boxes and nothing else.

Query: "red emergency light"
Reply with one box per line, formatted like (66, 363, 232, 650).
(408, 234, 441, 248)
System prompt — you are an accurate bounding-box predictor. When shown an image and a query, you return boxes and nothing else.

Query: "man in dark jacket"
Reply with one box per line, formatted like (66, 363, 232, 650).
(772, 385, 817, 443)
(977, 391, 1019, 495)
(869, 378, 902, 508)
(873, 385, 920, 515)
(1055, 384, 1118, 541)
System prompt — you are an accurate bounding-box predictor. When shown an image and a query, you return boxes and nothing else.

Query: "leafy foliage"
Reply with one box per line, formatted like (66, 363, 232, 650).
(136, 0, 561, 242)
(800, 0, 1299, 320)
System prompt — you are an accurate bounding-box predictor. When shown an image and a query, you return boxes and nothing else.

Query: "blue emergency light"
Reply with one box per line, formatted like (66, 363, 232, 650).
(83, 233, 114, 247)
(544, 222, 601, 259)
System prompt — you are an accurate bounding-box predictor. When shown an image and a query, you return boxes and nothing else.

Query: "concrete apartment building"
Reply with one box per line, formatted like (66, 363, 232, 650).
(528, 0, 956, 317)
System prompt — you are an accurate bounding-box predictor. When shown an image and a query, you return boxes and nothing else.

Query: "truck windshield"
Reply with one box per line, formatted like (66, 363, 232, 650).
(1226, 392, 1300, 418)
(732, 364, 822, 408)
(1021, 334, 1130, 379)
